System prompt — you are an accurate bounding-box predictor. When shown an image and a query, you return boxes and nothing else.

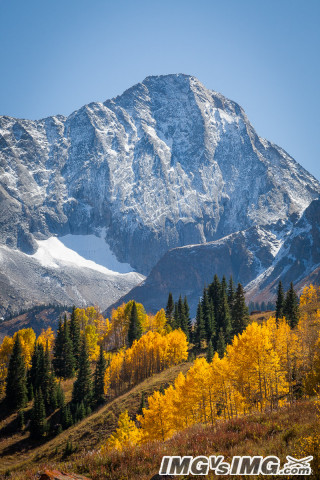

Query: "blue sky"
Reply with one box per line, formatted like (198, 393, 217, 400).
(1, 0, 319, 179)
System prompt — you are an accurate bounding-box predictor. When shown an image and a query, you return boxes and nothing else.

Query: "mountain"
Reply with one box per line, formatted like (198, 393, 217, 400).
(112, 199, 320, 316)
(1, 73, 319, 317)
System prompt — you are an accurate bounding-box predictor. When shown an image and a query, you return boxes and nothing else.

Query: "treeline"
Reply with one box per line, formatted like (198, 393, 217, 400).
(248, 301, 275, 313)
(105, 329, 188, 396)
(102, 283, 320, 450)
(166, 276, 250, 358)
(0, 301, 188, 440)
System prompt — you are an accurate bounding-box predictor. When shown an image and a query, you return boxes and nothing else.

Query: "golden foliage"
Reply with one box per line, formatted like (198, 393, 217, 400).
(101, 410, 141, 452)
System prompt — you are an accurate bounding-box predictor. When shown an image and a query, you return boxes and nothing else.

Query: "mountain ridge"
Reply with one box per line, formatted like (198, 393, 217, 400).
(1, 74, 319, 317)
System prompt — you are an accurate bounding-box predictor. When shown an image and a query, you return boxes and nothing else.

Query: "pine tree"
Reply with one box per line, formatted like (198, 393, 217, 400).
(217, 328, 226, 359)
(29, 342, 45, 392)
(178, 295, 189, 339)
(94, 345, 107, 405)
(53, 317, 64, 378)
(173, 302, 179, 330)
(232, 283, 249, 336)
(43, 343, 58, 413)
(208, 274, 221, 320)
(127, 301, 142, 347)
(165, 293, 175, 328)
(61, 404, 73, 429)
(218, 291, 232, 341)
(202, 289, 215, 343)
(30, 389, 47, 438)
(70, 306, 81, 369)
(72, 335, 92, 406)
(227, 276, 235, 310)
(206, 340, 214, 363)
(183, 296, 192, 341)
(284, 282, 299, 328)
(275, 281, 285, 322)
(195, 303, 206, 348)
(62, 315, 75, 378)
(5, 334, 28, 410)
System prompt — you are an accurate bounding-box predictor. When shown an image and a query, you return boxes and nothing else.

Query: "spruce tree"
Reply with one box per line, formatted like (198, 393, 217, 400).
(165, 293, 175, 328)
(173, 302, 179, 330)
(94, 345, 107, 405)
(206, 340, 214, 363)
(216, 328, 226, 359)
(5, 335, 28, 410)
(53, 317, 64, 378)
(70, 306, 81, 369)
(43, 343, 58, 413)
(227, 276, 235, 310)
(72, 336, 92, 406)
(202, 288, 215, 343)
(284, 282, 299, 328)
(232, 283, 249, 336)
(208, 274, 221, 320)
(30, 389, 47, 438)
(195, 303, 206, 348)
(62, 314, 75, 378)
(127, 301, 142, 347)
(218, 291, 232, 341)
(275, 281, 285, 322)
(183, 296, 192, 341)
(178, 295, 189, 339)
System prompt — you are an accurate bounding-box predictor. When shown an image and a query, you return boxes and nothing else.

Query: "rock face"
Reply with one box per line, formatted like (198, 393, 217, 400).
(112, 199, 320, 316)
(1, 74, 319, 274)
(1, 74, 320, 317)
(111, 226, 281, 314)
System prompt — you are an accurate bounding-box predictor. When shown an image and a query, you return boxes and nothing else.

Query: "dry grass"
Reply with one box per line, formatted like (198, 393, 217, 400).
(2, 399, 317, 480)
(0, 361, 192, 477)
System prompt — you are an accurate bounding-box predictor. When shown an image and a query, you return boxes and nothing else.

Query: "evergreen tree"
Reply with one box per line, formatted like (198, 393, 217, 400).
(61, 404, 73, 429)
(43, 343, 58, 413)
(30, 389, 47, 438)
(5, 334, 28, 410)
(62, 314, 75, 378)
(53, 317, 64, 378)
(232, 283, 249, 336)
(178, 295, 189, 339)
(183, 296, 192, 341)
(53, 315, 75, 379)
(202, 289, 215, 343)
(216, 328, 226, 359)
(195, 303, 206, 348)
(127, 301, 142, 347)
(94, 345, 107, 405)
(218, 291, 232, 341)
(284, 282, 299, 328)
(29, 342, 45, 392)
(165, 293, 175, 328)
(69, 306, 81, 369)
(72, 336, 92, 406)
(208, 274, 221, 320)
(227, 276, 235, 310)
(173, 302, 179, 330)
(206, 340, 214, 363)
(275, 281, 285, 322)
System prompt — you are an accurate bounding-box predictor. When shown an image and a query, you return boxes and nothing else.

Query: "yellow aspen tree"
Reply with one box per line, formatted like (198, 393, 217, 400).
(37, 327, 55, 354)
(138, 387, 175, 442)
(101, 410, 141, 452)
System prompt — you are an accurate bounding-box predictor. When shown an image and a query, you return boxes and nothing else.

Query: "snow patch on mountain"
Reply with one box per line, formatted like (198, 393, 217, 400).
(31, 236, 135, 276)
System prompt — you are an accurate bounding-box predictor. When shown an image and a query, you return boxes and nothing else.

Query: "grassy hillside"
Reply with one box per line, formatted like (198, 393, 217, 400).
(1, 397, 317, 479)
(0, 361, 193, 477)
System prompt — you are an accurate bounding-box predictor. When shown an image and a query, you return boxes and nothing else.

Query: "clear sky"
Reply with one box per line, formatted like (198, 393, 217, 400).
(1, 0, 319, 179)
